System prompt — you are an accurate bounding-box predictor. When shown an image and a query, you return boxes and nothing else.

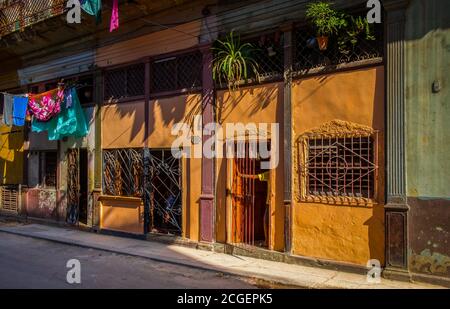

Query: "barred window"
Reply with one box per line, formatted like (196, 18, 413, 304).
(304, 135, 378, 200)
(151, 51, 202, 93)
(103, 148, 143, 197)
(104, 63, 145, 101)
(39, 151, 57, 188)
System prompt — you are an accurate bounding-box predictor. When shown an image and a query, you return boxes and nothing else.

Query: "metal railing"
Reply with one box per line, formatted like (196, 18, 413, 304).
(0, 0, 65, 37)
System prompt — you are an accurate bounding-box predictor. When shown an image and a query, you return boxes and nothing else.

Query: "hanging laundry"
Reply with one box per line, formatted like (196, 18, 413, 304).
(80, 0, 102, 25)
(12, 96, 28, 126)
(2, 93, 13, 126)
(28, 88, 64, 121)
(110, 0, 119, 32)
(65, 87, 73, 108)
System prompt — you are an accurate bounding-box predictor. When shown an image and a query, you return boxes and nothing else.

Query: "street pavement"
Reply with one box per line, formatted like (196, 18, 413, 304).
(0, 232, 259, 289)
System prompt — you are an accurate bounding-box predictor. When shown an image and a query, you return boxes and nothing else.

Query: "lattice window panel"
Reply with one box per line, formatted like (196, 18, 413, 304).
(0, 0, 65, 37)
(104, 63, 145, 100)
(103, 148, 144, 197)
(294, 14, 383, 72)
(151, 51, 202, 93)
(1, 186, 19, 213)
(303, 135, 378, 200)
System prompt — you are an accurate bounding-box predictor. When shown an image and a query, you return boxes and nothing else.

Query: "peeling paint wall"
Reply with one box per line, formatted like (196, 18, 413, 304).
(405, 0, 450, 278)
(291, 66, 385, 266)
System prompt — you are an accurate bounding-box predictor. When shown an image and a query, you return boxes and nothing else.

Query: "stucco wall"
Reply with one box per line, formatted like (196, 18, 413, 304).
(0, 125, 24, 185)
(405, 0, 450, 278)
(291, 66, 385, 266)
(215, 82, 285, 251)
(100, 196, 144, 234)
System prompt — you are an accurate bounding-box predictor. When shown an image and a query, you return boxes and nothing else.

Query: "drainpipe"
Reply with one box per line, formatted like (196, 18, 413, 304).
(383, 0, 411, 281)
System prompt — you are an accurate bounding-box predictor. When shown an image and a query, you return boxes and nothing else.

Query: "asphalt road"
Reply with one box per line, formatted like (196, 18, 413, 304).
(0, 232, 259, 289)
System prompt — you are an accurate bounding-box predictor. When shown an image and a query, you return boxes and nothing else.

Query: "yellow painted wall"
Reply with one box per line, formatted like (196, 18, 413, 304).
(292, 66, 385, 266)
(215, 82, 285, 251)
(0, 125, 24, 185)
(100, 94, 202, 239)
(100, 196, 144, 234)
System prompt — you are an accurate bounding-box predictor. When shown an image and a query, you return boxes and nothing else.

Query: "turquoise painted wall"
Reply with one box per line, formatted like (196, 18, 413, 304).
(405, 0, 450, 198)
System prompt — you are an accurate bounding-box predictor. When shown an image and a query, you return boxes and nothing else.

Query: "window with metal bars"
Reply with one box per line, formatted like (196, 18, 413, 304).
(150, 51, 202, 94)
(39, 151, 57, 188)
(102, 148, 144, 197)
(304, 135, 378, 200)
(104, 63, 145, 101)
(293, 12, 383, 72)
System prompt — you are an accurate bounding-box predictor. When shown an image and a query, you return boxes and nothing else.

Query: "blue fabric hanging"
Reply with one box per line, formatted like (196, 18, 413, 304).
(12, 96, 28, 126)
(80, 0, 102, 25)
(2, 94, 13, 126)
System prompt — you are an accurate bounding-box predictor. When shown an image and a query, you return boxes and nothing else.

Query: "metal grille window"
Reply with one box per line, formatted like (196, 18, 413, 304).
(151, 51, 202, 94)
(104, 63, 145, 101)
(294, 14, 383, 72)
(303, 135, 378, 200)
(103, 148, 143, 197)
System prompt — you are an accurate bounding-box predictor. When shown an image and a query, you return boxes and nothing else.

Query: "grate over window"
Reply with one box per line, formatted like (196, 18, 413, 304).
(294, 14, 383, 72)
(40, 151, 57, 188)
(104, 63, 145, 101)
(304, 135, 377, 200)
(0, 185, 19, 213)
(151, 51, 202, 94)
(103, 148, 144, 197)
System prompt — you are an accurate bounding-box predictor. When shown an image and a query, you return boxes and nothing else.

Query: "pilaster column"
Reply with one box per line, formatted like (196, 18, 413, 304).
(384, 0, 410, 279)
(199, 43, 215, 242)
(92, 68, 103, 228)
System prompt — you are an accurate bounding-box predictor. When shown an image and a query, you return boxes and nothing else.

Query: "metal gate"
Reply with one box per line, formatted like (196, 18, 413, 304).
(146, 150, 182, 235)
(66, 148, 79, 224)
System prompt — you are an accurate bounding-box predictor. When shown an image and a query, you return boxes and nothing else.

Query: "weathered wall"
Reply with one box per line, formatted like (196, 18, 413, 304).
(0, 125, 24, 184)
(215, 82, 285, 251)
(95, 21, 201, 67)
(291, 66, 385, 266)
(405, 0, 450, 278)
(100, 95, 202, 239)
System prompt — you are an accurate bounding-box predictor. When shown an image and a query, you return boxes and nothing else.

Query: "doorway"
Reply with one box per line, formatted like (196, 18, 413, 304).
(67, 148, 88, 225)
(230, 142, 270, 248)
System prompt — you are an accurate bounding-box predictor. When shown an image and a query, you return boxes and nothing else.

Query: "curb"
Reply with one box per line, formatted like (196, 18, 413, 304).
(0, 227, 310, 289)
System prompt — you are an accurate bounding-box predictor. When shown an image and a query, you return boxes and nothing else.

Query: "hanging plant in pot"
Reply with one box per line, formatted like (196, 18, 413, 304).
(212, 31, 260, 92)
(305, 1, 346, 51)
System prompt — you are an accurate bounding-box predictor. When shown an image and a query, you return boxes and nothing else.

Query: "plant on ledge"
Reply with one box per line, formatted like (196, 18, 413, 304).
(338, 15, 376, 56)
(305, 1, 347, 50)
(212, 31, 260, 92)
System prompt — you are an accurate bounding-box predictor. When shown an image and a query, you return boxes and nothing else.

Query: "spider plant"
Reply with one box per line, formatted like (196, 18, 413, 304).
(212, 31, 260, 91)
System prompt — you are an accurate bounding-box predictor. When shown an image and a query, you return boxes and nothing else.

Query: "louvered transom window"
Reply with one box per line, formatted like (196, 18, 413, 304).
(104, 63, 145, 100)
(151, 51, 202, 93)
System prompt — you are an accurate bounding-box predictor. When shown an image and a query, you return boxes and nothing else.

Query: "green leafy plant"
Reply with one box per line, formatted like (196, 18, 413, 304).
(305, 2, 347, 37)
(212, 31, 260, 91)
(338, 15, 376, 55)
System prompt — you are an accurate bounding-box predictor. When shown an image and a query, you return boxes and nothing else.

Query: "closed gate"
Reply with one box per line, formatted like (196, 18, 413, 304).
(231, 142, 269, 247)
(67, 148, 88, 224)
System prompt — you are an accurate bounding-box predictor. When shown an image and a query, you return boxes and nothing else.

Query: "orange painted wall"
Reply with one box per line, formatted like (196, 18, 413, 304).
(100, 95, 202, 239)
(95, 21, 201, 67)
(291, 66, 385, 266)
(215, 82, 285, 251)
(100, 196, 144, 234)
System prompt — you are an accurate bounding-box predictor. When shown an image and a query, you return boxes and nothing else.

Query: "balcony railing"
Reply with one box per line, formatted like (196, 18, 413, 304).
(0, 0, 65, 37)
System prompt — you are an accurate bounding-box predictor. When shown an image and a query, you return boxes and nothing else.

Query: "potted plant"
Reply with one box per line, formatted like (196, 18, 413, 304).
(212, 31, 260, 91)
(305, 1, 346, 50)
(338, 15, 376, 55)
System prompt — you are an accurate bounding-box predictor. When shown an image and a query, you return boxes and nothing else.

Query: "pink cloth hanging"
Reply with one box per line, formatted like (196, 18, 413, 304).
(110, 0, 119, 32)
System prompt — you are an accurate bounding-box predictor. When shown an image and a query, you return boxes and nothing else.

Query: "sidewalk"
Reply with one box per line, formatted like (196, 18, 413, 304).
(0, 222, 443, 289)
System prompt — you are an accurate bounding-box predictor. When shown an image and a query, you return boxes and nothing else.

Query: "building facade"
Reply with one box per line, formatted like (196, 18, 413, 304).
(0, 0, 448, 286)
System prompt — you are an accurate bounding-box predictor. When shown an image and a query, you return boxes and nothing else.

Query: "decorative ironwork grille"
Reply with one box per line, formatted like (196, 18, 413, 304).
(294, 15, 383, 72)
(303, 135, 378, 199)
(0, 0, 65, 37)
(0, 185, 19, 213)
(151, 51, 202, 93)
(103, 148, 144, 197)
(67, 148, 79, 224)
(104, 63, 145, 101)
(146, 150, 182, 235)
